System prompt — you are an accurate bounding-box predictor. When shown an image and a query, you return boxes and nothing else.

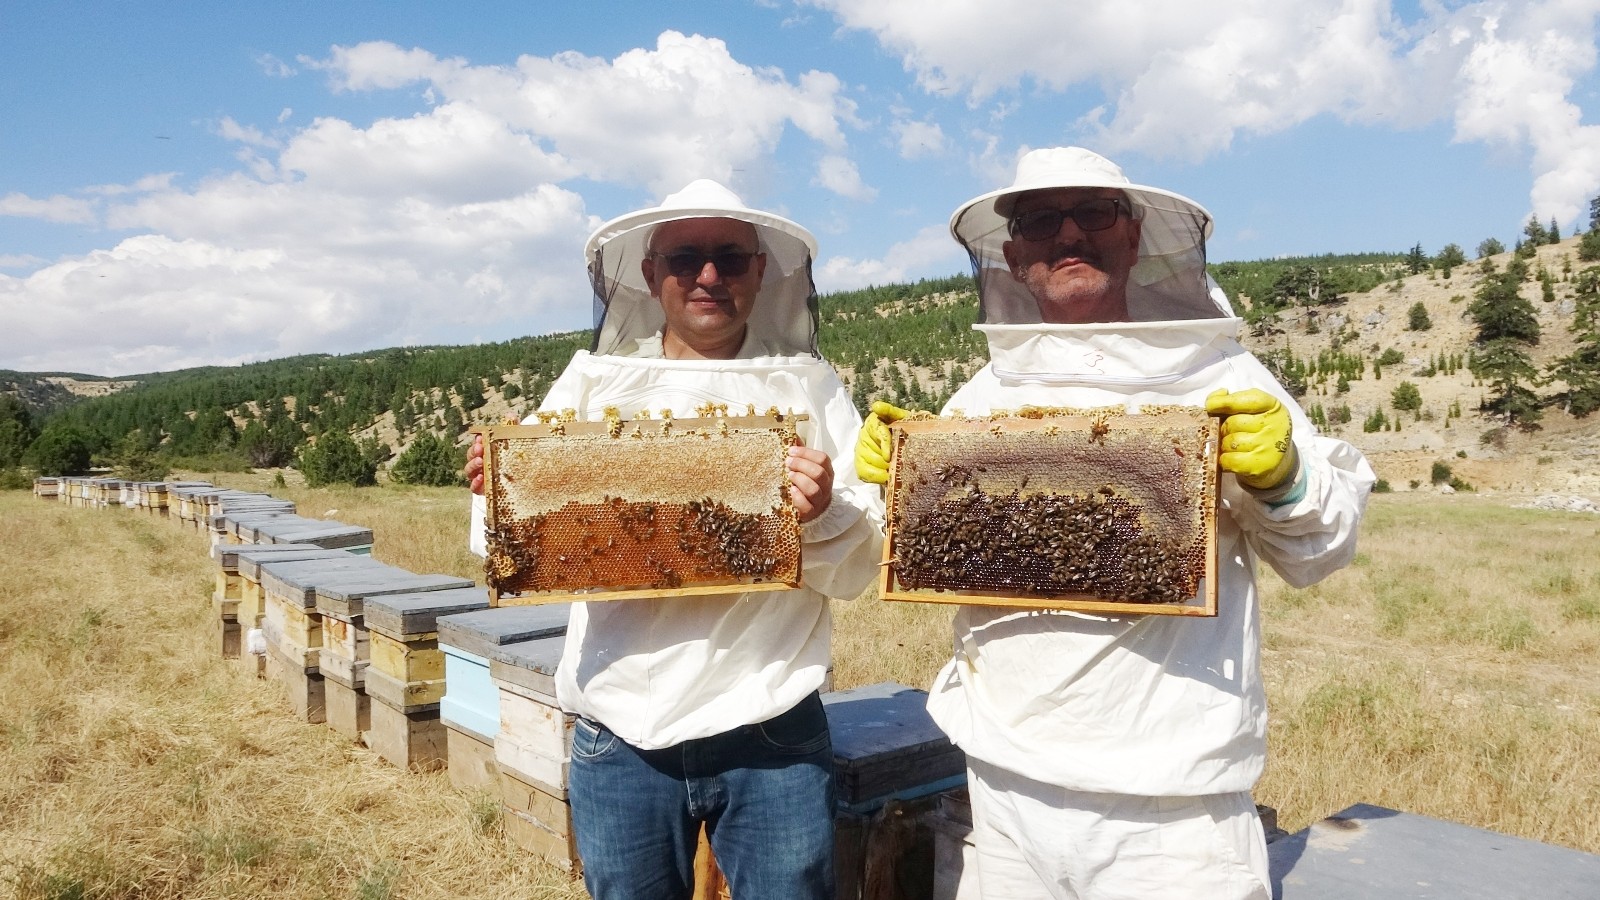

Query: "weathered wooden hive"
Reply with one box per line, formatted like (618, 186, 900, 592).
(486, 633, 577, 871)
(435, 604, 571, 791)
(359, 586, 491, 771)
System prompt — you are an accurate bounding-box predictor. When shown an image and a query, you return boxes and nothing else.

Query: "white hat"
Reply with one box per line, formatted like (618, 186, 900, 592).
(949, 147, 1228, 323)
(585, 179, 821, 356)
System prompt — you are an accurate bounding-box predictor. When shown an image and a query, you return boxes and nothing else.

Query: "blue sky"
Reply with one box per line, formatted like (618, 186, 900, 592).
(4, 1, 1598, 376)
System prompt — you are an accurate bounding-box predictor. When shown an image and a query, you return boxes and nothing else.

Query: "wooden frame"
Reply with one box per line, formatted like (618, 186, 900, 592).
(477, 415, 806, 606)
(880, 408, 1219, 616)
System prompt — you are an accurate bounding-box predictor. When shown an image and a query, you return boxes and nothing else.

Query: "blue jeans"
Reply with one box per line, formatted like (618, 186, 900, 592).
(567, 691, 836, 900)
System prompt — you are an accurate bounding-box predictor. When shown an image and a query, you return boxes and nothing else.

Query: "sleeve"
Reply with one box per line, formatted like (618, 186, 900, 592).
(796, 376, 886, 600)
(1222, 366, 1376, 589)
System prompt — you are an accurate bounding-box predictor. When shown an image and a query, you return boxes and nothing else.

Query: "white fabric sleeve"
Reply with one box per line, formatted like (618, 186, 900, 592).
(468, 492, 488, 558)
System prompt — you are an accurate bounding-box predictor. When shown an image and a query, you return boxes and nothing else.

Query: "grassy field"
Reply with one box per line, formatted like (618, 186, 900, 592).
(2, 479, 1598, 898)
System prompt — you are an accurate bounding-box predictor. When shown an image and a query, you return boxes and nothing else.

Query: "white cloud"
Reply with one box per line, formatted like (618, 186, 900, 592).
(0, 254, 44, 269)
(0, 31, 870, 374)
(0, 192, 97, 224)
(893, 119, 947, 159)
(815, 155, 878, 200)
(811, 0, 1600, 238)
(816, 224, 967, 291)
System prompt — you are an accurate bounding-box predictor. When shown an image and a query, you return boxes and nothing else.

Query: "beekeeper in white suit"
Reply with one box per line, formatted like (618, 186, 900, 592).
(856, 147, 1374, 899)
(468, 180, 882, 900)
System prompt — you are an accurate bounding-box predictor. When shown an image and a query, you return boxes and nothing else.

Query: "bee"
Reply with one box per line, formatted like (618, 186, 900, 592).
(1088, 414, 1112, 445)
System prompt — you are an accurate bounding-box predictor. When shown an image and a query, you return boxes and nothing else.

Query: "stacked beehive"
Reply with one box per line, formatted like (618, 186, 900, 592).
(487, 633, 577, 871)
(31, 476, 60, 498)
(822, 682, 968, 900)
(435, 605, 572, 791)
(360, 587, 492, 770)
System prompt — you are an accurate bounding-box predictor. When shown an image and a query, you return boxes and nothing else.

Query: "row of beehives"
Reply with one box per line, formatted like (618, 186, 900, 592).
(34, 475, 980, 897)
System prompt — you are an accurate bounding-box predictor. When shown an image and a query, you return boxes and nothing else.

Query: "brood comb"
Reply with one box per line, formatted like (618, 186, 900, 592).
(479, 414, 805, 605)
(881, 406, 1219, 616)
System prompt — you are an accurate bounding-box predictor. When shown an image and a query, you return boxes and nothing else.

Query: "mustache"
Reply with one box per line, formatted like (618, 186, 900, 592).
(1047, 242, 1102, 267)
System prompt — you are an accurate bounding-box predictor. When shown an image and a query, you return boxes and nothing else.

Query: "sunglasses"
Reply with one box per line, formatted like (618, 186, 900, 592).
(651, 250, 758, 278)
(1008, 198, 1129, 241)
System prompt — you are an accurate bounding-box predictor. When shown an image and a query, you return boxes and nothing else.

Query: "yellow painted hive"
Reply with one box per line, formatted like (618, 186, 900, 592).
(882, 406, 1219, 616)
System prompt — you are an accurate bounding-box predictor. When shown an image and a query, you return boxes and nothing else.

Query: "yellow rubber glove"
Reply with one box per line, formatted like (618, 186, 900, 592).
(1206, 388, 1298, 490)
(855, 400, 914, 485)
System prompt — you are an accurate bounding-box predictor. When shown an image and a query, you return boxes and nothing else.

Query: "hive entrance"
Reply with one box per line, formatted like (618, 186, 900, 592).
(882, 407, 1218, 616)
(480, 415, 804, 605)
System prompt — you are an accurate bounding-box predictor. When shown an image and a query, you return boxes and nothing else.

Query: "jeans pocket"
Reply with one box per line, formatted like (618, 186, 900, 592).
(571, 716, 621, 761)
(754, 692, 831, 756)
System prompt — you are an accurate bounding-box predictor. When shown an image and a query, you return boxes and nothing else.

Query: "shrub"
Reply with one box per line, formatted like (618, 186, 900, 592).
(390, 432, 467, 487)
(1430, 461, 1452, 484)
(297, 430, 377, 487)
(1372, 479, 1392, 493)
(0, 467, 33, 490)
(24, 424, 93, 475)
(1406, 302, 1432, 331)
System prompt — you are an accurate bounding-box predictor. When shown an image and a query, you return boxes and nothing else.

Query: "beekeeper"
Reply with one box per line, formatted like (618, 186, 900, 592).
(468, 180, 883, 900)
(856, 147, 1374, 900)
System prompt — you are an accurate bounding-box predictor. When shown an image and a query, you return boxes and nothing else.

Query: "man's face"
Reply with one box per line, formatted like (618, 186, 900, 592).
(1001, 188, 1141, 324)
(642, 217, 767, 359)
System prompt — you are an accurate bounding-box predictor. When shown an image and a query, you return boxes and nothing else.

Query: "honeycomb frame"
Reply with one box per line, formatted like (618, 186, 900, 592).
(880, 407, 1219, 616)
(478, 414, 806, 606)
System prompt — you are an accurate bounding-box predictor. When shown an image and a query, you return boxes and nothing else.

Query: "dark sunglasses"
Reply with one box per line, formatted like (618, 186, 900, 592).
(1008, 197, 1129, 241)
(651, 250, 758, 278)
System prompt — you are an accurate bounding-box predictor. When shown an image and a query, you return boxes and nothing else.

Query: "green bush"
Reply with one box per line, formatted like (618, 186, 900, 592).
(297, 430, 377, 487)
(24, 424, 93, 475)
(1372, 479, 1392, 493)
(389, 432, 467, 487)
(1431, 460, 1453, 484)
(0, 467, 33, 490)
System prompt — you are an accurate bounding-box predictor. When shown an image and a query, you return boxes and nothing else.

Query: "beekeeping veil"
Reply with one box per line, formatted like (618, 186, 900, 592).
(584, 179, 821, 357)
(949, 147, 1229, 324)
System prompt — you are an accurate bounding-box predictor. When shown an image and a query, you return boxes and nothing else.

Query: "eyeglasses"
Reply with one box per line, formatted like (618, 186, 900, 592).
(651, 250, 758, 278)
(1008, 198, 1129, 241)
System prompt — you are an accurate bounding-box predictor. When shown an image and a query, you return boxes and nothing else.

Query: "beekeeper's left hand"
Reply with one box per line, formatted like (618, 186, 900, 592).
(1206, 388, 1298, 490)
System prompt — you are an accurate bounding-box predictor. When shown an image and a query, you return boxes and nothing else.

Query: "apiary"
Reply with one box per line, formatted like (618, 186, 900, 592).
(361, 586, 492, 771)
(881, 407, 1219, 616)
(437, 604, 572, 791)
(477, 414, 805, 604)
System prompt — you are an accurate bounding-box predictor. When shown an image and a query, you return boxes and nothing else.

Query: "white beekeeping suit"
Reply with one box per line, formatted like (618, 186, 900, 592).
(470, 180, 882, 750)
(924, 148, 1375, 899)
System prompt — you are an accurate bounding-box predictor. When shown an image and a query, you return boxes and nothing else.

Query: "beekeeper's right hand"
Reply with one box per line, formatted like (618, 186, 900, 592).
(466, 435, 484, 495)
(855, 400, 915, 485)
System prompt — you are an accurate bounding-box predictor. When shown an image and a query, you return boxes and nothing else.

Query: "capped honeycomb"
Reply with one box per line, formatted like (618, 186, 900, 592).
(881, 406, 1218, 616)
(480, 413, 805, 604)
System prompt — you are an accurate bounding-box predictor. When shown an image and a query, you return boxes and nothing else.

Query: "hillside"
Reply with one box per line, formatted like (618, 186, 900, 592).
(4, 244, 1598, 499)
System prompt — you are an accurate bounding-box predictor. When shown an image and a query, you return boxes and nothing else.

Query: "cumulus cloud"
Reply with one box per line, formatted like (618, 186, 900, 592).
(892, 118, 947, 159)
(816, 224, 967, 291)
(810, 0, 1600, 228)
(0, 192, 97, 224)
(0, 32, 868, 374)
(815, 155, 878, 200)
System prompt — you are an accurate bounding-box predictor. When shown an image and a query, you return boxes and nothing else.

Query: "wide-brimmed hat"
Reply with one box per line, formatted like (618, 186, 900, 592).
(585, 179, 820, 356)
(949, 147, 1226, 323)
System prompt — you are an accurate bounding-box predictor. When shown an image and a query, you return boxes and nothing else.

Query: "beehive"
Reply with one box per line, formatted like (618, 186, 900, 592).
(479, 414, 805, 604)
(881, 406, 1219, 616)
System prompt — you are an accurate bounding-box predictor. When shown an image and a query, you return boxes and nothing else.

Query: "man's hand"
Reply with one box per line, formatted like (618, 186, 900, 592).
(466, 434, 485, 495)
(1206, 388, 1297, 490)
(855, 401, 915, 485)
(787, 445, 833, 523)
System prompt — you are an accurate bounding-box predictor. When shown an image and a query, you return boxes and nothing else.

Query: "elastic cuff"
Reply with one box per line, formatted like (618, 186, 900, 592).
(1251, 460, 1307, 509)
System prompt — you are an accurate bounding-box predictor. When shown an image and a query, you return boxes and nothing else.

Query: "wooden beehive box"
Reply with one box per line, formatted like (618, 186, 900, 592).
(823, 682, 967, 814)
(477, 414, 805, 605)
(437, 604, 572, 790)
(881, 407, 1220, 616)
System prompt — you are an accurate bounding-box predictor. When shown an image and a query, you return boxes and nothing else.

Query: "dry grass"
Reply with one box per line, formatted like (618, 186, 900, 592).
(3, 483, 1598, 898)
